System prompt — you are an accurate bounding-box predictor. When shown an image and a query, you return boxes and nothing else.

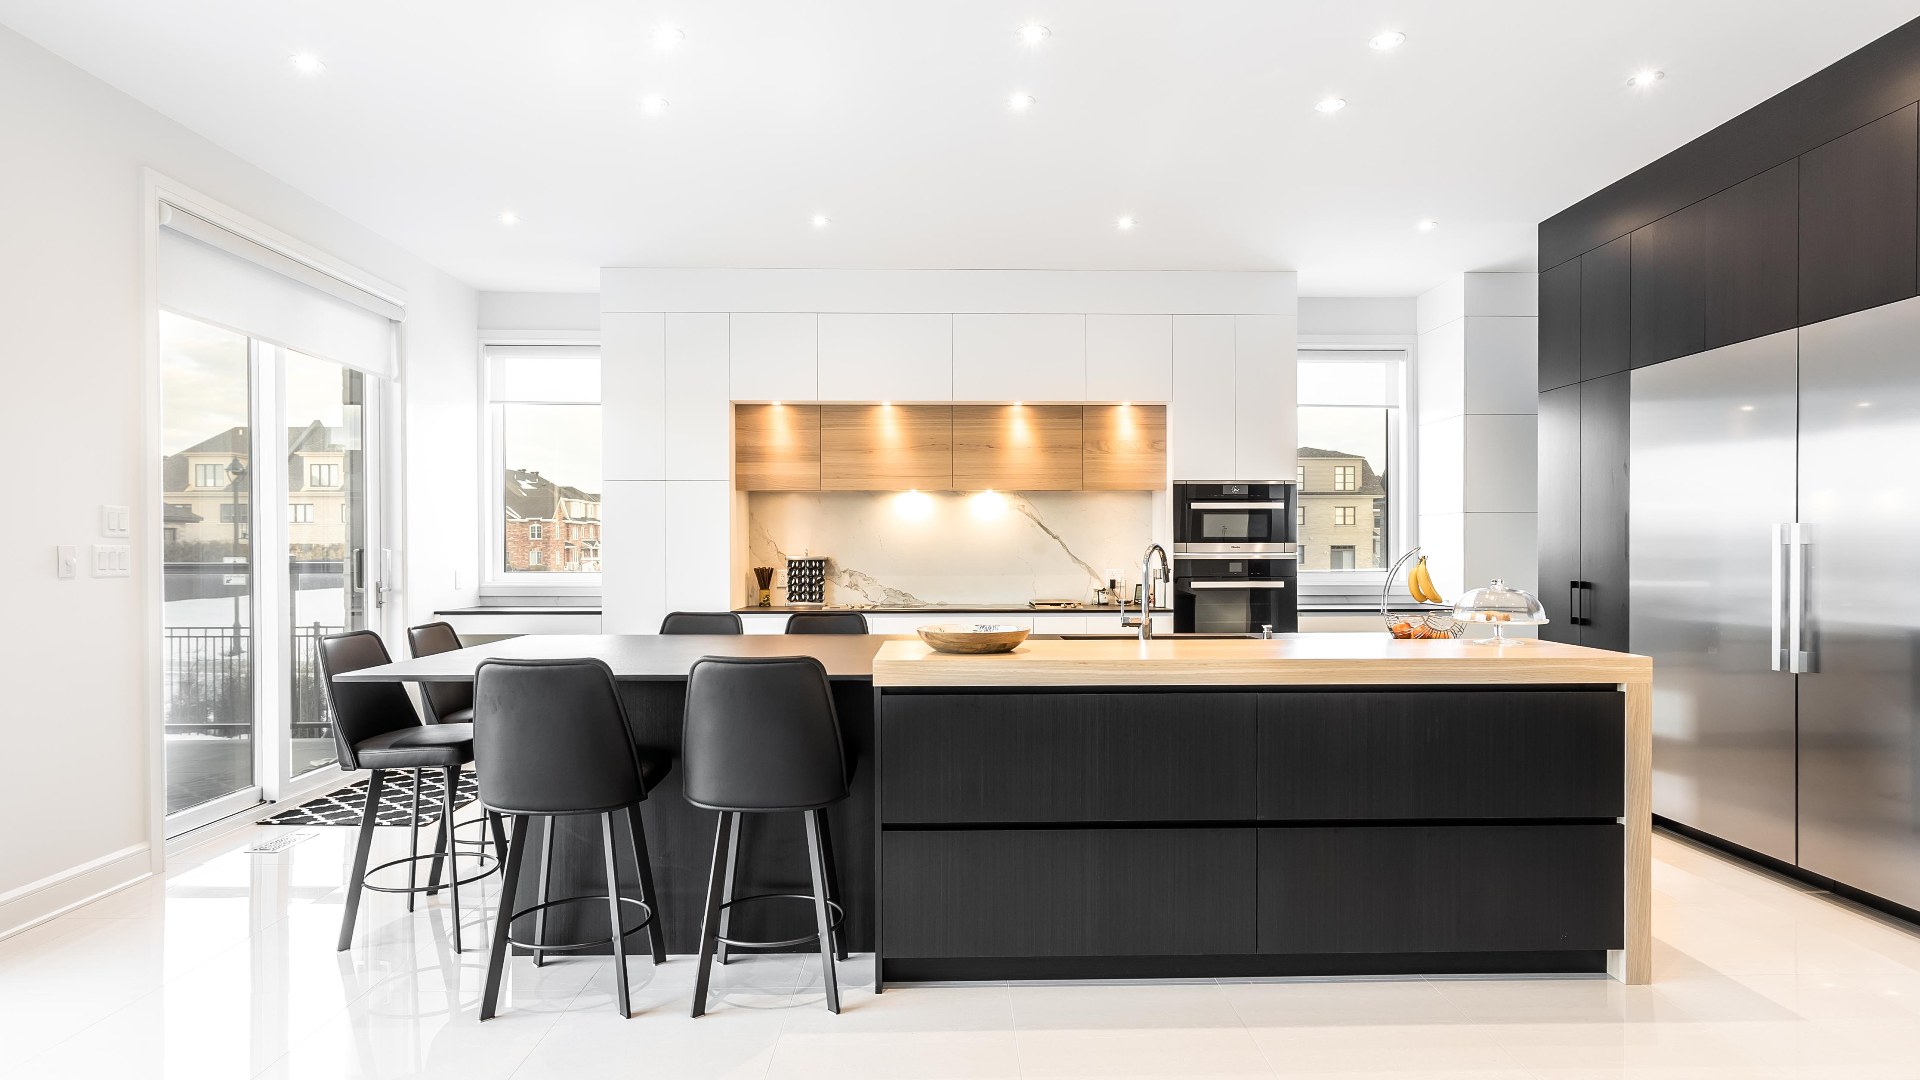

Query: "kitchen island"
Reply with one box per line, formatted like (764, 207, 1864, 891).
(341, 633, 1649, 984)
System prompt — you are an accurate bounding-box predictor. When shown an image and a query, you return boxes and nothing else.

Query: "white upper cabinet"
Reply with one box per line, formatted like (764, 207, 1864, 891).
(952, 314, 1086, 401)
(1170, 315, 1236, 480)
(664, 314, 731, 481)
(1233, 315, 1297, 480)
(601, 312, 666, 482)
(1086, 314, 1173, 402)
(730, 313, 818, 402)
(818, 314, 953, 401)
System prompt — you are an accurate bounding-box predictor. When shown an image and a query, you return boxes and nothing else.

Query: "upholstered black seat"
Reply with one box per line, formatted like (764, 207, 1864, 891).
(350, 722, 477, 769)
(660, 611, 744, 634)
(784, 611, 869, 635)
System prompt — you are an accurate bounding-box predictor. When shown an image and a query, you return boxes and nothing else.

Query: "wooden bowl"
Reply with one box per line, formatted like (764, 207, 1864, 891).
(916, 623, 1031, 654)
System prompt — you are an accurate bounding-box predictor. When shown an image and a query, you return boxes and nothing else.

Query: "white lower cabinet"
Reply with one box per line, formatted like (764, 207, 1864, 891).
(1030, 614, 1089, 635)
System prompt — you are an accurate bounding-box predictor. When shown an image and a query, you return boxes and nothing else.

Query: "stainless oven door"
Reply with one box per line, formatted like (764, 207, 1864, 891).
(1174, 579, 1296, 634)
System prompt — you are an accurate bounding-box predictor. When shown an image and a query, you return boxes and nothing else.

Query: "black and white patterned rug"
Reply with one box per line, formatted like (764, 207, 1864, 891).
(259, 771, 481, 827)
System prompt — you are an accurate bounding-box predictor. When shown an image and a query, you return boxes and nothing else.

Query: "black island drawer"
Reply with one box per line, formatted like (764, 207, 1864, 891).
(1256, 690, 1624, 820)
(883, 828, 1256, 958)
(1258, 824, 1623, 954)
(880, 692, 1255, 823)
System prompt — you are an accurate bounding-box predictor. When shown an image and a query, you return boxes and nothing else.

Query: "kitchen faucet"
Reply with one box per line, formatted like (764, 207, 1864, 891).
(1120, 543, 1172, 641)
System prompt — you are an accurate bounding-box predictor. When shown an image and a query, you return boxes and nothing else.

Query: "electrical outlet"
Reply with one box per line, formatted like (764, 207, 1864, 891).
(100, 505, 131, 537)
(92, 544, 131, 577)
(56, 546, 78, 579)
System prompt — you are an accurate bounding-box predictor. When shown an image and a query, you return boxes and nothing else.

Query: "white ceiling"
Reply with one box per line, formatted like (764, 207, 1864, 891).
(3, 1, 1915, 296)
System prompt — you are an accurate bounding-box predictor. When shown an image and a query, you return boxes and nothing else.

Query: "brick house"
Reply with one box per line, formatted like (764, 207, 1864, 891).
(503, 468, 602, 572)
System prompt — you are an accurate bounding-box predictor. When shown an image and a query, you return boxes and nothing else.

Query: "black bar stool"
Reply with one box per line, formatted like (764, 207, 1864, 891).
(476, 658, 672, 1020)
(407, 622, 506, 874)
(660, 611, 744, 634)
(318, 631, 499, 953)
(684, 655, 851, 1015)
(784, 611, 868, 635)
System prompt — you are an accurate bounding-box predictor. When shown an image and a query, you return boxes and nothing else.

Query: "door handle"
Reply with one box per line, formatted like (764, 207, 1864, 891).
(1769, 524, 1786, 672)
(1787, 523, 1812, 674)
(1568, 580, 1585, 627)
(1186, 581, 1289, 589)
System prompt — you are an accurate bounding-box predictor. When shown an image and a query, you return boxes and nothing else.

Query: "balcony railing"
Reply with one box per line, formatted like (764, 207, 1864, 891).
(161, 623, 341, 739)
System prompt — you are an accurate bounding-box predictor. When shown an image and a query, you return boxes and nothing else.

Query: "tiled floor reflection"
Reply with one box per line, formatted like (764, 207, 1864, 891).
(5, 817, 1920, 1078)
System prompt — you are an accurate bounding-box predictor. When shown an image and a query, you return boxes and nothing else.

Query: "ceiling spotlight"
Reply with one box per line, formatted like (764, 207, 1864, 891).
(498, 211, 520, 226)
(651, 25, 685, 49)
(1628, 69, 1665, 88)
(811, 213, 830, 228)
(289, 53, 325, 75)
(1315, 96, 1347, 113)
(1417, 219, 1439, 232)
(1019, 23, 1051, 45)
(1369, 31, 1406, 50)
(640, 95, 670, 115)
(1116, 216, 1137, 231)
(1008, 92, 1036, 112)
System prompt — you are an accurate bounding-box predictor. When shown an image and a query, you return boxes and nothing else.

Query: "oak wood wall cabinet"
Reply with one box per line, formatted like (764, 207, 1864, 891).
(819, 403, 954, 491)
(952, 405, 1083, 490)
(1082, 404, 1168, 490)
(733, 403, 821, 491)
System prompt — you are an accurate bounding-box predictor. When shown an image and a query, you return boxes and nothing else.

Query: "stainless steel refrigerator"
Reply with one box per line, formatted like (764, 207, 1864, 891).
(1631, 296, 1920, 911)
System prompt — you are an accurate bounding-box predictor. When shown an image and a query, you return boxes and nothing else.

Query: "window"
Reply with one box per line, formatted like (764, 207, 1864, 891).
(195, 463, 226, 488)
(1297, 349, 1407, 577)
(487, 346, 602, 585)
(308, 462, 339, 487)
(218, 503, 250, 524)
(288, 503, 313, 523)
(1296, 465, 1306, 488)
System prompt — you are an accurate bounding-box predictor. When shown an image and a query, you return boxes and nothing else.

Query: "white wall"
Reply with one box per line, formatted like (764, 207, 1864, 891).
(1298, 296, 1418, 337)
(0, 24, 479, 935)
(600, 269, 1297, 633)
(478, 291, 599, 335)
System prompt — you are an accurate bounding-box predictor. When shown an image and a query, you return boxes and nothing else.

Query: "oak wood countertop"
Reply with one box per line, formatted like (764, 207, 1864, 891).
(871, 633, 1650, 688)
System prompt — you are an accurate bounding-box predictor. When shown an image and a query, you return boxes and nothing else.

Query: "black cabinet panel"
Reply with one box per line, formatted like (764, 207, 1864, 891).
(1255, 692, 1623, 820)
(880, 693, 1255, 823)
(883, 828, 1256, 957)
(1631, 204, 1706, 368)
(1539, 258, 1582, 392)
(1257, 825, 1623, 954)
(1702, 160, 1800, 350)
(1579, 372, 1631, 652)
(1579, 236, 1632, 381)
(1801, 103, 1919, 326)
(1537, 385, 1581, 645)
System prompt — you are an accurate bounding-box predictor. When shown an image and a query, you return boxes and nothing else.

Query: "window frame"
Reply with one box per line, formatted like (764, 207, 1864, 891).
(1295, 338, 1417, 604)
(479, 337, 602, 596)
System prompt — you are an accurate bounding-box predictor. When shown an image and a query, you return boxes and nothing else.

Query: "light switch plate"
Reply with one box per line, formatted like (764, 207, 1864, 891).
(57, 545, 78, 579)
(100, 505, 131, 537)
(92, 544, 131, 577)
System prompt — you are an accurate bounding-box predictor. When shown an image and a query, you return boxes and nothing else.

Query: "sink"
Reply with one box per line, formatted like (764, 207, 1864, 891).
(1043, 632, 1270, 640)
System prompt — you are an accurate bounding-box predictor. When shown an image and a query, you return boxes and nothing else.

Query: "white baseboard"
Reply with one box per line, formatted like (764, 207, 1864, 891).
(0, 843, 152, 942)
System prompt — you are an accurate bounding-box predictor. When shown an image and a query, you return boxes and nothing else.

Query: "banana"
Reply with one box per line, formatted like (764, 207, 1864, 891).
(1409, 557, 1442, 605)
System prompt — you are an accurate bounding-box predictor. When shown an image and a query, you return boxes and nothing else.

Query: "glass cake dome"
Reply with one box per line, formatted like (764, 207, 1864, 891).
(1451, 578, 1548, 646)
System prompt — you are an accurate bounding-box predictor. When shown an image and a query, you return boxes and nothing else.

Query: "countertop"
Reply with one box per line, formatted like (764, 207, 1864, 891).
(871, 633, 1650, 688)
(334, 633, 892, 682)
(735, 604, 1171, 615)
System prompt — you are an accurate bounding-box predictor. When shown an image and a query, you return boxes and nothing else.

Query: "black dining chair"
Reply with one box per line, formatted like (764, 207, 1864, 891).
(683, 655, 851, 1015)
(319, 630, 499, 953)
(660, 611, 745, 635)
(407, 622, 503, 874)
(476, 658, 673, 1021)
(784, 611, 869, 635)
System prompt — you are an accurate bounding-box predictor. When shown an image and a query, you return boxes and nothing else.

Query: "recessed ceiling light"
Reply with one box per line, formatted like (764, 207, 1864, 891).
(1008, 92, 1036, 112)
(1314, 96, 1347, 113)
(1628, 69, 1665, 88)
(1116, 216, 1137, 231)
(1019, 24, 1051, 45)
(811, 213, 830, 228)
(1417, 219, 1439, 232)
(498, 211, 520, 226)
(651, 25, 685, 49)
(640, 95, 670, 115)
(1369, 31, 1406, 50)
(289, 53, 325, 75)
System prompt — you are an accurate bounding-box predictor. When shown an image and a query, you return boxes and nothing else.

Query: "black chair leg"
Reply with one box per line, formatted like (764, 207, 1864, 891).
(816, 812, 849, 961)
(715, 812, 742, 965)
(625, 803, 667, 964)
(442, 765, 463, 952)
(426, 783, 449, 896)
(533, 816, 555, 967)
(691, 811, 733, 1018)
(481, 813, 529, 1021)
(601, 812, 632, 1019)
(488, 811, 509, 866)
(803, 810, 841, 1013)
(407, 768, 422, 913)
(337, 770, 385, 952)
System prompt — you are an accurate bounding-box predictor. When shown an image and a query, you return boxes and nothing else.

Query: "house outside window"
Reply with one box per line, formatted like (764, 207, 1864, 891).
(1334, 506, 1356, 526)
(1296, 349, 1407, 580)
(1333, 465, 1357, 491)
(308, 462, 339, 487)
(288, 503, 313, 524)
(529, 549, 542, 566)
(487, 345, 602, 585)
(195, 463, 225, 488)
(529, 522, 543, 540)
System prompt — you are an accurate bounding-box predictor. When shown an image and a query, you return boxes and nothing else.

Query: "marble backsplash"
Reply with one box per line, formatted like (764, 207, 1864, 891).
(747, 491, 1156, 606)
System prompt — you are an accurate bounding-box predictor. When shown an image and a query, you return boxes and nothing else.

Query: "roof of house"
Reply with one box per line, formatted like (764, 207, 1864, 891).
(164, 422, 347, 494)
(504, 469, 600, 522)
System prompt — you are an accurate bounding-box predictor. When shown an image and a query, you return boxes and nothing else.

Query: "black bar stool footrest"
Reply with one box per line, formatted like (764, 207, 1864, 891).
(713, 892, 845, 951)
(506, 895, 655, 954)
(362, 850, 499, 895)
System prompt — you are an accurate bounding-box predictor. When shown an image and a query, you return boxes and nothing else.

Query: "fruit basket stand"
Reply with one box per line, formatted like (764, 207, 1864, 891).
(1381, 546, 1463, 639)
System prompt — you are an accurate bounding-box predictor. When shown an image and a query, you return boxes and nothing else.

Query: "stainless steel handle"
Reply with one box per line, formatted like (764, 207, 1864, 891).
(1769, 524, 1786, 672)
(1186, 581, 1288, 590)
(1188, 501, 1288, 509)
(1787, 523, 1812, 674)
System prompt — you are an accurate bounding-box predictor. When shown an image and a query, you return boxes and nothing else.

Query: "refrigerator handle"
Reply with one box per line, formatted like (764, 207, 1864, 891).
(1568, 580, 1583, 626)
(1770, 524, 1786, 672)
(1788, 523, 1813, 674)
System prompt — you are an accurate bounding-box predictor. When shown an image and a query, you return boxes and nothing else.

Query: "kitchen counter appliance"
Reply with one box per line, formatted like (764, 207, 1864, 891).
(1173, 481, 1298, 633)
